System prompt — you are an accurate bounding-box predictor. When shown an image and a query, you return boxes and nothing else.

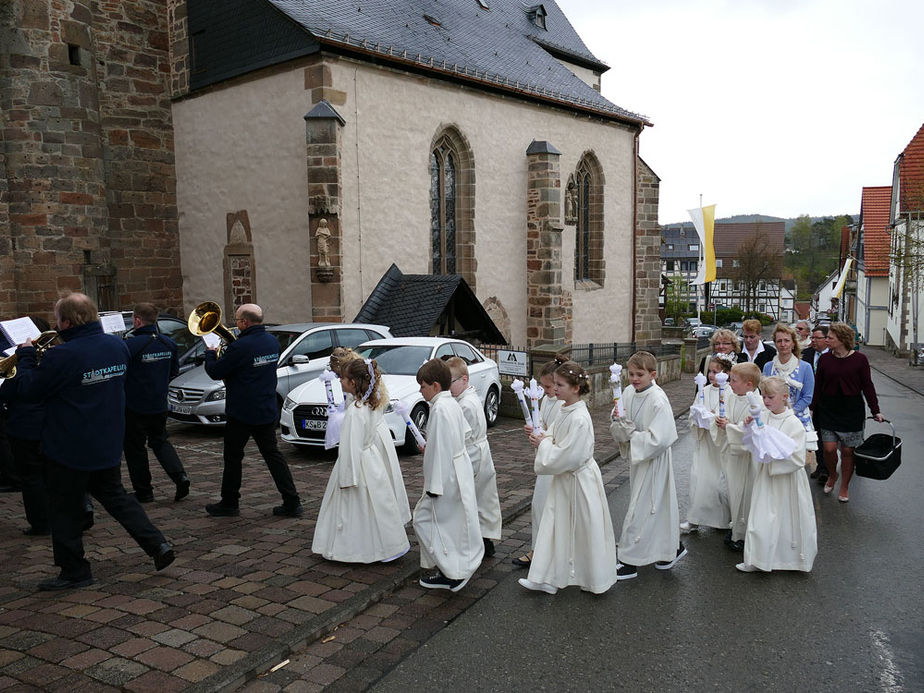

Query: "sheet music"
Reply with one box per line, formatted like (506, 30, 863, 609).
(202, 333, 221, 349)
(0, 317, 41, 347)
(99, 312, 127, 334)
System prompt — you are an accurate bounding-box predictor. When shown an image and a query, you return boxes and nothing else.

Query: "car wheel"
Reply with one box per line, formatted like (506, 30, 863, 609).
(402, 403, 429, 454)
(484, 386, 500, 427)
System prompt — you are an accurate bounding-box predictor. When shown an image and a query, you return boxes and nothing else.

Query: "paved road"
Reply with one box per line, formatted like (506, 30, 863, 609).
(372, 372, 924, 692)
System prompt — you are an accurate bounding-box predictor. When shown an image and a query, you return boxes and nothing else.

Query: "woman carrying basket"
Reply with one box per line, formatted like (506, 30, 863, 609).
(810, 322, 884, 503)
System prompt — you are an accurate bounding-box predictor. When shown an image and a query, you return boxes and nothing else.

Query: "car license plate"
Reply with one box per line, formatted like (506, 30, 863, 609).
(170, 404, 193, 415)
(300, 419, 326, 431)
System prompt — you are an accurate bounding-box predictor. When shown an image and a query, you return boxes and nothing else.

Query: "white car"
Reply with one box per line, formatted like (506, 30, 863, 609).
(280, 337, 501, 451)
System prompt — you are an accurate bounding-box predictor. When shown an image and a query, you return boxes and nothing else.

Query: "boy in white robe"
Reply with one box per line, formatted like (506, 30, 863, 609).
(413, 359, 483, 592)
(519, 361, 618, 594)
(719, 362, 763, 552)
(446, 357, 502, 558)
(610, 351, 683, 580)
(734, 376, 817, 573)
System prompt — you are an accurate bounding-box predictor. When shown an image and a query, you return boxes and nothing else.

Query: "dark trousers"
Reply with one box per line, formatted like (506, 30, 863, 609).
(124, 409, 186, 495)
(10, 436, 48, 531)
(221, 416, 299, 506)
(46, 460, 167, 580)
(0, 417, 21, 488)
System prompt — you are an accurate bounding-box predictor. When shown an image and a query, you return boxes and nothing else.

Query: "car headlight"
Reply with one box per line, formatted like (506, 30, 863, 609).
(283, 396, 297, 412)
(206, 389, 226, 402)
(385, 399, 398, 414)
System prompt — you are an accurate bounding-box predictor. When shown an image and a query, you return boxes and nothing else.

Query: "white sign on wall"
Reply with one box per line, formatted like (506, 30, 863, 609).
(497, 349, 528, 377)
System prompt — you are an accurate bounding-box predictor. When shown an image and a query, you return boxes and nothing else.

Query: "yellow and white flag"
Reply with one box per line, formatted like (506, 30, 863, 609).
(688, 204, 716, 286)
(832, 258, 854, 299)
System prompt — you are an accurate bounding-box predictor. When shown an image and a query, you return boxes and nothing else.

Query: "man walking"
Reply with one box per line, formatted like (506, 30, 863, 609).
(15, 293, 174, 590)
(202, 303, 302, 518)
(124, 303, 190, 503)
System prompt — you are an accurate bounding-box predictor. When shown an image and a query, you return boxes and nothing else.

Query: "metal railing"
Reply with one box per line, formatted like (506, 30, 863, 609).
(480, 341, 683, 372)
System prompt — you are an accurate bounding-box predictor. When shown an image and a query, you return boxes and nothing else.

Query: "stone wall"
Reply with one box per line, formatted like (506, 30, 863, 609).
(0, 0, 182, 321)
(634, 156, 662, 345)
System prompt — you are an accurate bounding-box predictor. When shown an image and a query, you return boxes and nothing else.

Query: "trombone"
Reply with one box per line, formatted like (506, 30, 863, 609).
(187, 301, 237, 352)
(0, 331, 63, 379)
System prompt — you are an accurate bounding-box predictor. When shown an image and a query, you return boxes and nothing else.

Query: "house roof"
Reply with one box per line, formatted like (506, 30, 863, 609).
(859, 186, 892, 277)
(793, 301, 811, 320)
(259, 0, 649, 126)
(897, 122, 924, 214)
(354, 264, 505, 343)
(711, 221, 785, 257)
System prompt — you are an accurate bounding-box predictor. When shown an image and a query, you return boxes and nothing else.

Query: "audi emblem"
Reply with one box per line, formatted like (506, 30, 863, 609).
(309, 405, 327, 417)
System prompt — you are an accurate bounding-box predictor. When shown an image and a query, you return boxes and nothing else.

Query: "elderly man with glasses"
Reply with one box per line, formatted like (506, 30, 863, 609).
(794, 320, 812, 350)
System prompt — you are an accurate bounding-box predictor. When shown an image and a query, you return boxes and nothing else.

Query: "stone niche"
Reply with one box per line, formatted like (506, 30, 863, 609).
(224, 211, 256, 316)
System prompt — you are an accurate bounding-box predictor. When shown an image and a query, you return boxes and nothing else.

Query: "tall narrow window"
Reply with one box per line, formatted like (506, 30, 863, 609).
(429, 127, 475, 285)
(573, 152, 605, 285)
(430, 143, 457, 274)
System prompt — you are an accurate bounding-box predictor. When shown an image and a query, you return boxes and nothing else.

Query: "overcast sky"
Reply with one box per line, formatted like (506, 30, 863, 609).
(561, 0, 924, 225)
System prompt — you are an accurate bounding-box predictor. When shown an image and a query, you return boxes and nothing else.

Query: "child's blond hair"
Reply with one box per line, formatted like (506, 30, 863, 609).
(760, 375, 789, 399)
(731, 362, 761, 388)
(445, 356, 469, 379)
(626, 351, 657, 373)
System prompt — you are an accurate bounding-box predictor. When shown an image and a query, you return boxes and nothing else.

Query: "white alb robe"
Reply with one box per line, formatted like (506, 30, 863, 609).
(412, 391, 484, 580)
(528, 400, 618, 593)
(724, 391, 762, 542)
(744, 409, 817, 572)
(457, 386, 502, 540)
(531, 395, 561, 549)
(687, 384, 730, 529)
(611, 383, 680, 566)
(373, 408, 412, 525)
(312, 402, 411, 563)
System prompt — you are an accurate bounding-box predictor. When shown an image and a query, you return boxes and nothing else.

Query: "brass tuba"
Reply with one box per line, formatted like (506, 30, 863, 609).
(0, 330, 62, 379)
(187, 301, 237, 348)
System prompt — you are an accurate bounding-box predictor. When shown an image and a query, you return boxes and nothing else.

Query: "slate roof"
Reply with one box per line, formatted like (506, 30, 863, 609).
(265, 0, 648, 125)
(896, 122, 924, 214)
(711, 221, 785, 257)
(859, 186, 892, 277)
(354, 264, 505, 343)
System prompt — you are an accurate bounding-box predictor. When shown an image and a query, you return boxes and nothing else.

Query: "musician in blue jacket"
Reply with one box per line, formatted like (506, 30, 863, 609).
(203, 303, 302, 518)
(123, 303, 189, 503)
(15, 293, 174, 590)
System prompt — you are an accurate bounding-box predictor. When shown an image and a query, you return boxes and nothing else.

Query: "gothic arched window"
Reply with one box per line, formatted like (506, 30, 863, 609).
(428, 128, 476, 289)
(574, 152, 605, 286)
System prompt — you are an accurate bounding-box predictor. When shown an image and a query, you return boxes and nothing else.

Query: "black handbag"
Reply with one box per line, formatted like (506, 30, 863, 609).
(854, 418, 901, 480)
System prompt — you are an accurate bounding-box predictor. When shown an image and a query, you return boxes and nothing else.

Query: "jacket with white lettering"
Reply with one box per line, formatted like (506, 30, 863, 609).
(15, 321, 130, 470)
(204, 324, 279, 425)
(124, 324, 179, 415)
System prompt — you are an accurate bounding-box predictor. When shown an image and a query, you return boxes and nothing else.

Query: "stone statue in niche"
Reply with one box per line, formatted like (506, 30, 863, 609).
(315, 218, 332, 267)
(564, 174, 577, 225)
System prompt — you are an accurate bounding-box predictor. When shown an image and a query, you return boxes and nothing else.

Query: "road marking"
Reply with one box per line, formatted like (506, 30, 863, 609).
(869, 628, 904, 692)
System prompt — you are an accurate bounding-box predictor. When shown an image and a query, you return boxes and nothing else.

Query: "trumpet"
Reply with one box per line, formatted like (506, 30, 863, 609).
(187, 301, 237, 348)
(0, 331, 63, 379)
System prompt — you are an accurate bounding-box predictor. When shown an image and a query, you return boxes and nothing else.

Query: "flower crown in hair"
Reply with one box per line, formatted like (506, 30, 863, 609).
(359, 359, 376, 403)
(566, 367, 589, 381)
(713, 352, 735, 367)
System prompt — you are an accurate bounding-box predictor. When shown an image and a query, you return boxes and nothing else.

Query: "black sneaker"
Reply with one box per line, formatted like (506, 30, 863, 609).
(419, 571, 469, 592)
(133, 492, 155, 503)
(272, 503, 304, 517)
(655, 543, 688, 570)
(174, 475, 190, 502)
(483, 538, 495, 557)
(38, 574, 94, 591)
(206, 502, 240, 517)
(616, 563, 638, 581)
(725, 538, 744, 553)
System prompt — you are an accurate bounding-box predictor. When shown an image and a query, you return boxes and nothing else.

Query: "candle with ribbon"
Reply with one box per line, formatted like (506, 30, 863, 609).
(524, 378, 544, 435)
(715, 371, 729, 418)
(510, 378, 533, 426)
(609, 363, 625, 418)
(319, 368, 337, 408)
(746, 390, 765, 428)
(394, 400, 426, 448)
(694, 372, 707, 406)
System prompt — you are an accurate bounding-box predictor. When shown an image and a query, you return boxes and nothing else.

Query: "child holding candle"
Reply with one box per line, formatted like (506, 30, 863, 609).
(447, 357, 502, 558)
(610, 351, 683, 580)
(413, 359, 483, 591)
(519, 361, 618, 594)
(735, 376, 816, 573)
(312, 358, 410, 564)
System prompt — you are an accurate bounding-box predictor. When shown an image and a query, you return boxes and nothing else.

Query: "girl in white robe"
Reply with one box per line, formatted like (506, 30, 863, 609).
(414, 359, 483, 592)
(312, 359, 410, 563)
(737, 376, 817, 573)
(519, 361, 618, 595)
(610, 351, 682, 579)
(684, 357, 732, 531)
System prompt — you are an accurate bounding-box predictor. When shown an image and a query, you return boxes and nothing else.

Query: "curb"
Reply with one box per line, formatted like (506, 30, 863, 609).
(868, 361, 924, 398)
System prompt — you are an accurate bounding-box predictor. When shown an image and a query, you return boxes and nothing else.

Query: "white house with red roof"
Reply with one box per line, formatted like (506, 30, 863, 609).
(854, 186, 892, 346)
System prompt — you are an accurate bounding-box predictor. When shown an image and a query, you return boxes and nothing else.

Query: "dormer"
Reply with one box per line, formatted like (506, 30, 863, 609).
(525, 4, 547, 30)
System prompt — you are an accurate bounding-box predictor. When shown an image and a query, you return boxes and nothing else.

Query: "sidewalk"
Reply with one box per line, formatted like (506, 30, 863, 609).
(0, 375, 694, 691)
(860, 344, 924, 398)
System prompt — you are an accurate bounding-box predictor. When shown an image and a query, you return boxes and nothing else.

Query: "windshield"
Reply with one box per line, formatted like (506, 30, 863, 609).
(357, 345, 433, 376)
(270, 330, 303, 353)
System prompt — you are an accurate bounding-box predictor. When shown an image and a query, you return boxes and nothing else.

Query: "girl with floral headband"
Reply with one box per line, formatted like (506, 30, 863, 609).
(312, 358, 410, 564)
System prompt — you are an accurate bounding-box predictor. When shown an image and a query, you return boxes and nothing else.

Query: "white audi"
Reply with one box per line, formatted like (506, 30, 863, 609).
(280, 337, 501, 451)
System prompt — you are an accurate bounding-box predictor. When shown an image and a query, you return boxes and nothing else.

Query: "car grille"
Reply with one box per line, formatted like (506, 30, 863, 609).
(292, 404, 328, 440)
(168, 386, 205, 404)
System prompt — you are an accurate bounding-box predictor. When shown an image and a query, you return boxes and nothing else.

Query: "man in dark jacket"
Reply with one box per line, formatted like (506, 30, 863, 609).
(15, 293, 174, 590)
(203, 303, 302, 518)
(123, 303, 189, 502)
(801, 324, 829, 373)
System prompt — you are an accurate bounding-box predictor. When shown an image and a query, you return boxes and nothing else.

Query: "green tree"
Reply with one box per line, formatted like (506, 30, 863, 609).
(664, 273, 693, 321)
(785, 214, 853, 299)
(733, 227, 782, 314)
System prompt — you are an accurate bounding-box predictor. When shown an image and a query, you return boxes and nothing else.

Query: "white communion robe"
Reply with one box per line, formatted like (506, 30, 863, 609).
(687, 384, 731, 529)
(724, 391, 762, 542)
(527, 400, 618, 593)
(743, 409, 817, 572)
(373, 408, 412, 525)
(610, 383, 680, 566)
(457, 386, 502, 540)
(312, 402, 411, 563)
(531, 395, 562, 549)
(412, 391, 484, 580)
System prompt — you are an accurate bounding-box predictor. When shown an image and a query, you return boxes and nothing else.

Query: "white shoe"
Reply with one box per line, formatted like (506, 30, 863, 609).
(679, 521, 697, 534)
(736, 562, 759, 573)
(518, 578, 558, 594)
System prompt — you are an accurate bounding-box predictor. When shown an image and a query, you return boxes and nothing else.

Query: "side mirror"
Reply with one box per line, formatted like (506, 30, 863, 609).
(291, 354, 310, 365)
